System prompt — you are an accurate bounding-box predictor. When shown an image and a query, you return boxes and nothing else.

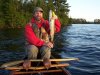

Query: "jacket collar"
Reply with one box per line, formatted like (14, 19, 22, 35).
(31, 17, 44, 28)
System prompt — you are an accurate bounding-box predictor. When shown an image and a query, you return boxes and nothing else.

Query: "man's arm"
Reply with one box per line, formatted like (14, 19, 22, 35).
(44, 19, 61, 34)
(25, 24, 45, 46)
(54, 19, 61, 33)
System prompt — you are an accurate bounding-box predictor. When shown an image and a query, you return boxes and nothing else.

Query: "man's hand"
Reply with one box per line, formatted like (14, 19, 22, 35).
(52, 14, 58, 20)
(44, 42, 54, 48)
(52, 11, 58, 19)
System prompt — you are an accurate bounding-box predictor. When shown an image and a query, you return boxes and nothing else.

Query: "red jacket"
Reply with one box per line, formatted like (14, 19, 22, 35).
(25, 17, 61, 47)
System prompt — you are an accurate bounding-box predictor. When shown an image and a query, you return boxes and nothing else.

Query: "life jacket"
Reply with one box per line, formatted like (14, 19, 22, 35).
(29, 22, 49, 43)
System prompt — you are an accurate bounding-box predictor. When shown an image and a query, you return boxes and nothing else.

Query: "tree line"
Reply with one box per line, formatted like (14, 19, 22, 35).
(0, 0, 70, 28)
(94, 19, 100, 24)
(70, 18, 100, 24)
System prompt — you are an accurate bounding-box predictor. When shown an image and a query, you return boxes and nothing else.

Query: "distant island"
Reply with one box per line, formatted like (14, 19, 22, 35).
(69, 18, 100, 24)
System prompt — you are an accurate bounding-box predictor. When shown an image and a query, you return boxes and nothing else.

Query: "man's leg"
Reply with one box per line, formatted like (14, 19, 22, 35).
(40, 46, 51, 59)
(26, 45, 39, 59)
(23, 45, 38, 70)
(40, 46, 51, 68)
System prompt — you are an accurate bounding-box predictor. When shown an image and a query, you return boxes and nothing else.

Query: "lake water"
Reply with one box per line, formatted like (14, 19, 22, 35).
(0, 24, 100, 75)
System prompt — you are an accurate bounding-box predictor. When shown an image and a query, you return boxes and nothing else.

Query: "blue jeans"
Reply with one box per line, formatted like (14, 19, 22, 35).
(25, 45, 51, 59)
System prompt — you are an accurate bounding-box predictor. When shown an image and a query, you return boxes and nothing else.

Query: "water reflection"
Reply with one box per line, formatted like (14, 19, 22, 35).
(0, 28, 25, 64)
(0, 28, 25, 51)
(54, 26, 71, 58)
(0, 28, 68, 64)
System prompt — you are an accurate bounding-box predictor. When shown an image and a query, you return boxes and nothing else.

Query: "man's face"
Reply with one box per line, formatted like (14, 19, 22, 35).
(34, 11, 43, 21)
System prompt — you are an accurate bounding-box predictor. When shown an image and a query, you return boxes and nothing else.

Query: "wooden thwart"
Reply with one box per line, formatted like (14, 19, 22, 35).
(5, 63, 69, 70)
(30, 58, 79, 62)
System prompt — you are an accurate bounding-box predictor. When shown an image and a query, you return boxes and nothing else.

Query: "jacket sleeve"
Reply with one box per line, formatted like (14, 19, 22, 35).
(54, 19, 61, 33)
(44, 19, 61, 33)
(25, 24, 45, 46)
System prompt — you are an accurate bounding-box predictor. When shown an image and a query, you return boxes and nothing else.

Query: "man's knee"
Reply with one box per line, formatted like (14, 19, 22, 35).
(26, 45, 39, 59)
(27, 45, 38, 51)
(40, 46, 51, 59)
(41, 46, 51, 51)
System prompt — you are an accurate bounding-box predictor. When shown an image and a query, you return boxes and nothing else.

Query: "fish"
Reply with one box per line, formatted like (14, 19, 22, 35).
(41, 27, 49, 42)
(49, 10, 56, 42)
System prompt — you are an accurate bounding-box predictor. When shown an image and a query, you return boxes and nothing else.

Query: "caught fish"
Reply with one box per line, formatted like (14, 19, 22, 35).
(49, 10, 56, 42)
(41, 27, 49, 42)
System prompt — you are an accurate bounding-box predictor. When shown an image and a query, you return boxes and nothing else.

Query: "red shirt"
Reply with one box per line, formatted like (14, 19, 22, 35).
(25, 17, 61, 47)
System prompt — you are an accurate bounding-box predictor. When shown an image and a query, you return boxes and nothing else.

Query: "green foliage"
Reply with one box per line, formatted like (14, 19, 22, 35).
(0, 0, 70, 28)
(54, 0, 70, 25)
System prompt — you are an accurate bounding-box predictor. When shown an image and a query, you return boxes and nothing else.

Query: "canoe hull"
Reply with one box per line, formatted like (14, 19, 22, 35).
(1, 59, 72, 75)
(8, 61, 70, 75)
(11, 69, 70, 75)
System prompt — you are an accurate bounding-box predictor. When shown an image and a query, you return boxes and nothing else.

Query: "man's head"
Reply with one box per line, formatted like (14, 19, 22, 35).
(33, 7, 43, 21)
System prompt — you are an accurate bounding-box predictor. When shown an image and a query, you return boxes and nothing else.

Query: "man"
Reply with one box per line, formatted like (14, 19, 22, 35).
(23, 7, 61, 69)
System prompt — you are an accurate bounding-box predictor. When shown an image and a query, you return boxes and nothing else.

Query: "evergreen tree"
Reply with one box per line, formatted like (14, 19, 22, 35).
(54, 0, 70, 25)
(1, 0, 18, 28)
(0, 0, 70, 28)
(0, 0, 4, 28)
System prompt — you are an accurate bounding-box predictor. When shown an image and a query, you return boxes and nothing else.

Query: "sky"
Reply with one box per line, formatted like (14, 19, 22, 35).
(67, 0, 100, 22)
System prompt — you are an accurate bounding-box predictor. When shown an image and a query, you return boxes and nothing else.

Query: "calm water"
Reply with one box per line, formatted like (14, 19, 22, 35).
(0, 24, 100, 75)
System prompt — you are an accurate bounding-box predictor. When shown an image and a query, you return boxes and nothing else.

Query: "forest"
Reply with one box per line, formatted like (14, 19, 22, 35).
(0, 0, 70, 28)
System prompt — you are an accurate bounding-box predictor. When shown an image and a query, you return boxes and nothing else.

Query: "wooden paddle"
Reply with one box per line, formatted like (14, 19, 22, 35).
(0, 58, 79, 68)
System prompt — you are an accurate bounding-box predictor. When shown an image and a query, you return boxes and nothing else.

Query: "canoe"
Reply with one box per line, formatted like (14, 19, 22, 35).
(0, 58, 78, 75)
(10, 62, 70, 75)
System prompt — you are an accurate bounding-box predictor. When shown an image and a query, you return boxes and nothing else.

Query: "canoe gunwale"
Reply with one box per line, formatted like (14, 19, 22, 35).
(11, 69, 63, 75)
(0, 58, 75, 75)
